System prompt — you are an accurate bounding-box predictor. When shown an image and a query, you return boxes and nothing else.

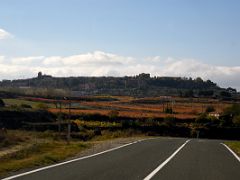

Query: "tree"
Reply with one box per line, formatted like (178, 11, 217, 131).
(220, 91, 231, 98)
(195, 113, 211, 124)
(220, 104, 240, 127)
(223, 104, 240, 117)
(227, 87, 237, 93)
(195, 77, 203, 82)
(233, 115, 240, 126)
(205, 106, 215, 113)
(164, 116, 175, 127)
(184, 90, 194, 97)
(198, 90, 214, 97)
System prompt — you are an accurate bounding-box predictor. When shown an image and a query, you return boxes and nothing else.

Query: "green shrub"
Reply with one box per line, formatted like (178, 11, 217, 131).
(71, 130, 95, 141)
(9, 104, 21, 111)
(208, 116, 220, 124)
(36, 103, 49, 110)
(94, 128, 102, 135)
(108, 110, 119, 120)
(195, 113, 210, 124)
(20, 104, 32, 109)
(0, 99, 5, 107)
(220, 104, 240, 127)
(121, 120, 130, 128)
(131, 120, 140, 128)
(233, 115, 240, 126)
(163, 116, 175, 126)
(223, 104, 240, 116)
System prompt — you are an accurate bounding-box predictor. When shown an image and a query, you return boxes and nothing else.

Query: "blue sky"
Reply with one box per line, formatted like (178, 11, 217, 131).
(0, 0, 240, 89)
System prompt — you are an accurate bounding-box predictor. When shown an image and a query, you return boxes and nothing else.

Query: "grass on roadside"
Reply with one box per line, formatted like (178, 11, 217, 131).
(0, 130, 32, 149)
(92, 129, 145, 141)
(0, 129, 147, 178)
(225, 141, 240, 156)
(0, 130, 62, 149)
(0, 141, 90, 178)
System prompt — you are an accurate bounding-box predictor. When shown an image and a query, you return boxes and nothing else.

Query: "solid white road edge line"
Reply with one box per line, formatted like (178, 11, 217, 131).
(2, 138, 153, 180)
(221, 143, 240, 162)
(143, 139, 191, 180)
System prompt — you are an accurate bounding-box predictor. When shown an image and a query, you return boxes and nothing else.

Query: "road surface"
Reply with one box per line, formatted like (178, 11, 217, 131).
(2, 138, 240, 180)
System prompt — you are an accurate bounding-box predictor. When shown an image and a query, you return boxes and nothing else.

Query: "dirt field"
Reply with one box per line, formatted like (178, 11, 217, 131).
(47, 96, 231, 119)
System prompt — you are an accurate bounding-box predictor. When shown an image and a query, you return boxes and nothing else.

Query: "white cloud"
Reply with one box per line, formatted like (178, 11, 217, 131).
(43, 56, 63, 66)
(0, 28, 12, 40)
(42, 51, 134, 67)
(12, 56, 45, 66)
(0, 51, 240, 90)
(0, 56, 5, 63)
(144, 56, 161, 63)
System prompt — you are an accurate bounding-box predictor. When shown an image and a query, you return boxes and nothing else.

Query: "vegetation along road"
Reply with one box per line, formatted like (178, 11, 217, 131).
(2, 137, 240, 180)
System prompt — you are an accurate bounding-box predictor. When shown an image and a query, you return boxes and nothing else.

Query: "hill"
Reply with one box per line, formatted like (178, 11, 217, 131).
(0, 73, 237, 98)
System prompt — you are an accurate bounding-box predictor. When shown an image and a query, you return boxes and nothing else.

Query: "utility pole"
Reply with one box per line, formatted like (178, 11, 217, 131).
(67, 98, 71, 144)
(64, 97, 71, 144)
(162, 101, 165, 113)
(58, 99, 62, 133)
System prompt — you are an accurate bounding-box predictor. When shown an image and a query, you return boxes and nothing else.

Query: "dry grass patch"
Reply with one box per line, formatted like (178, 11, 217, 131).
(0, 141, 90, 178)
(225, 141, 240, 156)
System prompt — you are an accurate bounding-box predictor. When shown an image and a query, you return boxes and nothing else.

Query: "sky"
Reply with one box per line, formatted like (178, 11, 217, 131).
(0, 0, 240, 90)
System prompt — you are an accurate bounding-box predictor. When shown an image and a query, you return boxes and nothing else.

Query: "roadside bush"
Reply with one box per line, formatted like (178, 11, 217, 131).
(131, 120, 140, 128)
(208, 116, 220, 125)
(0, 99, 5, 107)
(71, 130, 95, 141)
(220, 104, 240, 127)
(0, 129, 7, 142)
(108, 110, 119, 120)
(20, 104, 32, 109)
(163, 116, 175, 127)
(36, 103, 49, 110)
(94, 128, 102, 135)
(195, 113, 211, 124)
(146, 118, 154, 126)
(9, 104, 21, 111)
(223, 104, 240, 116)
(0, 130, 26, 149)
(121, 120, 131, 128)
(121, 120, 140, 128)
(219, 116, 233, 127)
(190, 128, 200, 138)
(233, 115, 240, 126)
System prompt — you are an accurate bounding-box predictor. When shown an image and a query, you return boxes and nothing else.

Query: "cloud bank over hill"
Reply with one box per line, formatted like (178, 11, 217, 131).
(0, 51, 239, 90)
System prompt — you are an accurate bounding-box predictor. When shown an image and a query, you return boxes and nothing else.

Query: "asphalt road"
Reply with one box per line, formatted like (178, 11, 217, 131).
(151, 139, 240, 180)
(3, 138, 240, 180)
